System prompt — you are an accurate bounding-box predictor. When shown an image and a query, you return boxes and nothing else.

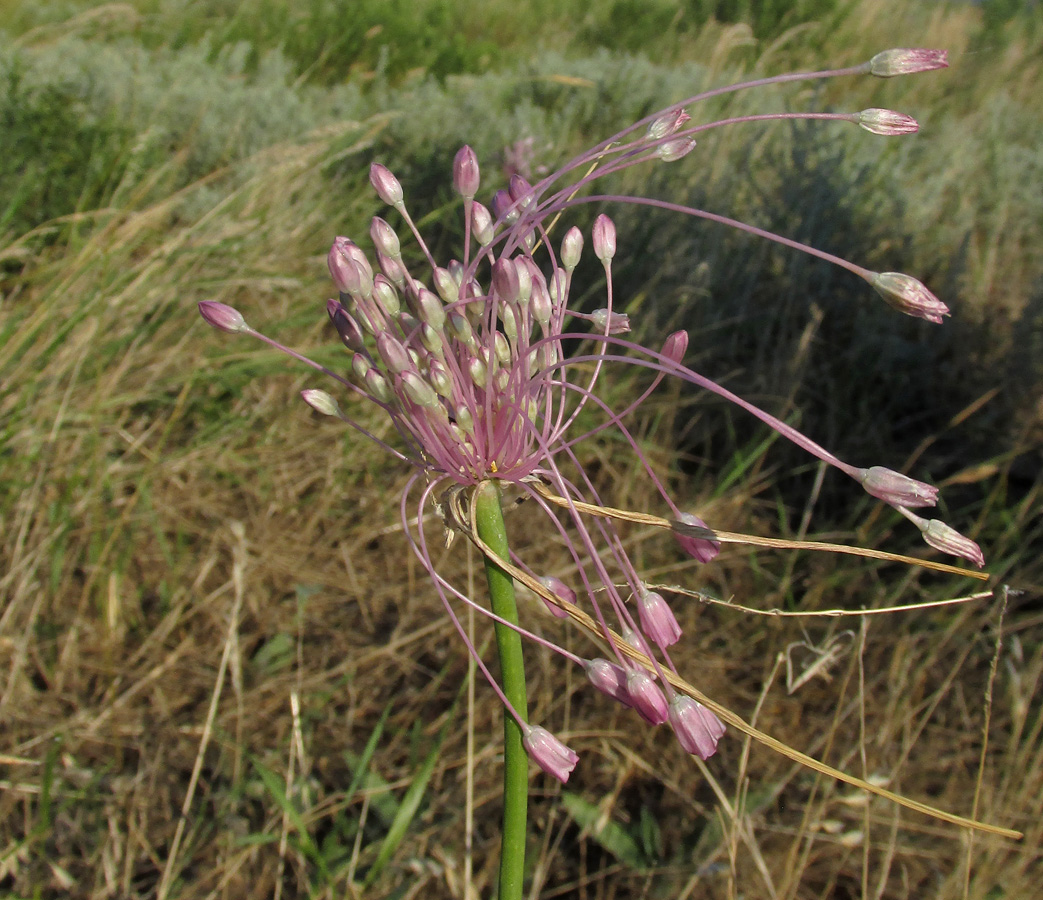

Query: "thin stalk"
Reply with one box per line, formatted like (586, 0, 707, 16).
(474, 482, 529, 900)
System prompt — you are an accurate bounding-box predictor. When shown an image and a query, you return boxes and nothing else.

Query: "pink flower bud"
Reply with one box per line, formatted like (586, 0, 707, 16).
(857, 108, 919, 136)
(492, 257, 521, 303)
(369, 163, 403, 206)
(869, 48, 949, 78)
(584, 658, 632, 706)
(869, 272, 950, 324)
(675, 512, 720, 563)
(453, 145, 480, 199)
(662, 330, 688, 364)
(198, 300, 248, 334)
(301, 389, 340, 417)
(537, 575, 575, 618)
(592, 214, 616, 263)
(523, 725, 579, 783)
(637, 589, 681, 647)
(508, 173, 534, 210)
(668, 696, 725, 759)
(376, 332, 411, 374)
(860, 466, 938, 508)
(491, 189, 518, 225)
(589, 308, 630, 334)
(328, 238, 370, 296)
(625, 671, 669, 725)
(327, 300, 365, 350)
(416, 288, 446, 331)
(560, 226, 583, 271)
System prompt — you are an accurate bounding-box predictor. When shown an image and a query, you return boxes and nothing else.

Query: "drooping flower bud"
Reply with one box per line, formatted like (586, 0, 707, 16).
(589, 308, 630, 334)
(301, 388, 340, 417)
(369, 163, 404, 206)
(536, 575, 576, 619)
(637, 588, 682, 647)
(857, 108, 919, 136)
(625, 670, 669, 725)
(860, 466, 938, 508)
(868, 272, 950, 323)
(869, 48, 949, 78)
(668, 696, 725, 759)
(584, 658, 632, 706)
(198, 300, 249, 334)
(592, 214, 616, 263)
(522, 725, 579, 783)
(915, 516, 985, 568)
(452, 145, 480, 199)
(675, 512, 720, 563)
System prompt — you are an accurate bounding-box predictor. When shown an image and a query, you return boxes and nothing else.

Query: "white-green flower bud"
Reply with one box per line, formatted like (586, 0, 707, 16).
(428, 359, 453, 398)
(301, 389, 340, 417)
(500, 304, 518, 345)
(433, 267, 459, 303)
(365, 369, 392, 404)
(373, 277, 400, 317)
(494, 331, 511, 366)
(455, 405, 474, 434)
(468, 356, 487, 389)
(417, 288, 446, 331)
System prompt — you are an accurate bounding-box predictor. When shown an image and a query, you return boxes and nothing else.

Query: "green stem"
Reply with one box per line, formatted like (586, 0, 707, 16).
(474, 481, 529, 900)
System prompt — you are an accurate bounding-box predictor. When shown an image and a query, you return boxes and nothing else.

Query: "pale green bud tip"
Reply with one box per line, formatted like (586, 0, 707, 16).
(301, 389, 340, 417)
(869, 48, 948, 77)
(198, 301, 248, 334)
(655, 138, 697, 162)
(857, 108, 919, 136)
(869, 272, 950, 323)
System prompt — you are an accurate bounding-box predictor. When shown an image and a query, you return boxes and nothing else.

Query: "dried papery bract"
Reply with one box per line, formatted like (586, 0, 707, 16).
(196, 50, 1012, 846)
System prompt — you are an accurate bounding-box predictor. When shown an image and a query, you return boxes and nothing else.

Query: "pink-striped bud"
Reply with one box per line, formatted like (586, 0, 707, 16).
(589, 308, 630, 334)
(198, 300, 248, 334)
(857, 108, 919, 136)
(453, 145, 480, 199)
(537, 575, 575, 619)
(675, 512, 720, 563)
(860, 466, 938, 508)
(369, 163, 403, 206)
(301, 389, 340, 417)
(869, 48, 948, 78)
(921, 518, 985, 568)
(523, 725, 579, 783)
(592, 214, 616, 263)
(868, 272, 950, 324)
(625, 671, 669, 725)
(584, 658, 632, 706)
(637, 589, 681, 647)
(668, 696, 725, 759)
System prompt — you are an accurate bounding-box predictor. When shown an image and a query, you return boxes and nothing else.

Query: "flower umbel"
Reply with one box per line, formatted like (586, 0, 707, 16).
(199, 49, 984, 781)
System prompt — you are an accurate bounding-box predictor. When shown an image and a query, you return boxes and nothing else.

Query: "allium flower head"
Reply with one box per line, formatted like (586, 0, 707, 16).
(199, 49, 984, 781)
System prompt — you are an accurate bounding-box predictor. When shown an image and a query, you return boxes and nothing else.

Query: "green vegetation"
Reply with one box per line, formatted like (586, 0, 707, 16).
(0, 1, 1040, 897)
